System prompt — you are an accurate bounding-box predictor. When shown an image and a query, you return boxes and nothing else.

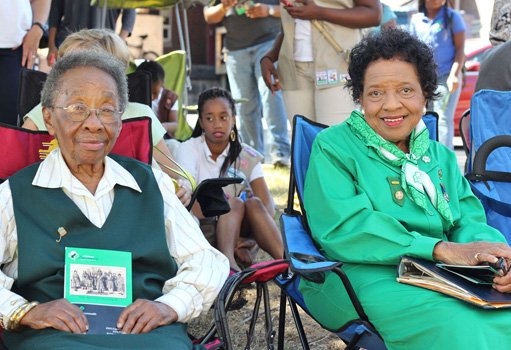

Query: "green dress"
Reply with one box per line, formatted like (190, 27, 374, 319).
(300, 122, 511, 350)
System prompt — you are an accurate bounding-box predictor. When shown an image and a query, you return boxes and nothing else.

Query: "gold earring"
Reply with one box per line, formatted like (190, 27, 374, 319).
(230, 129, 236, 142)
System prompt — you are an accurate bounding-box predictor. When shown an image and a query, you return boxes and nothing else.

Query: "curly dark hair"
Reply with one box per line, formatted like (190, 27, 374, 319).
(347, 28, 439, 104)
(193, 87, 242, 176)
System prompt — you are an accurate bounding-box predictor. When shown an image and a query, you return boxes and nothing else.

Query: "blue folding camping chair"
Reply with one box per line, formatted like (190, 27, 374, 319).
(276, 113, 438, 350)
(463, 90, 511, 243)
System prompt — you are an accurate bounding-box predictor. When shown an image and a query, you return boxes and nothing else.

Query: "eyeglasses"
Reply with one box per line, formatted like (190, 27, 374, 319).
(52, 103, 122, 124)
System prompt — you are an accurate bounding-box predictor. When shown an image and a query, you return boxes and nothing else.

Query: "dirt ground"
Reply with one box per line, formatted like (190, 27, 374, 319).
(188, 252, 346, 350)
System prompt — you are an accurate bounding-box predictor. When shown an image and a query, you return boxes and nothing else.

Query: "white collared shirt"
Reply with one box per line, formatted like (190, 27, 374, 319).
(175, 135, 263, 184)
(0, 149, 229, 327)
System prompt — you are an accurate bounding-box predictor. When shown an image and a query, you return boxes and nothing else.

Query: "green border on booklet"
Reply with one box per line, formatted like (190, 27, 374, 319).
(64, 247, 132, 307)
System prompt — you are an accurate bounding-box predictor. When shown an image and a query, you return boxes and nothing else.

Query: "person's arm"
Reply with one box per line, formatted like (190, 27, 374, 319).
(304, 134, 442, 265)
(157, 88, 179, 123)
(21, 0, 51, 68)
(46, 0, 62, 66)
(0, 182, 28, 329)
(306, 133, 511, 269)
(260, 32, 284, 93)
(46, 27, 58, 66)
(22, 117, 39, 130)
(203, 0, 237, 24)
(430, 149, 511, 267)
(21, 103, 44, 130)
(246, 2, 281, 19)
(119, 9, 136, 41)
(153, 170, 229, 322)
(284, 0, 381, 28)
(447, 14, 466, 93)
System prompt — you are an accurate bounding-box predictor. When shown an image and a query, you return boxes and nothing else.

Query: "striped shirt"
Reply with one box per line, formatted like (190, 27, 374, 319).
(0, 149, 229, 327)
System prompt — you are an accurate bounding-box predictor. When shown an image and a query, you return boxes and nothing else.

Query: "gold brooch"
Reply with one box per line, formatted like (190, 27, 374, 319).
(56, 227, 68, 243)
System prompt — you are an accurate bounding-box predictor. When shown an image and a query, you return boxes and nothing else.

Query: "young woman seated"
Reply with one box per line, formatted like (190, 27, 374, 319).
(176, 87, 283, 272)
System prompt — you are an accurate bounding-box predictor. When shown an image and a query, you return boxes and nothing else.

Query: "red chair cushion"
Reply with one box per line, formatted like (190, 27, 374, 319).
(0, 117, 152, 180)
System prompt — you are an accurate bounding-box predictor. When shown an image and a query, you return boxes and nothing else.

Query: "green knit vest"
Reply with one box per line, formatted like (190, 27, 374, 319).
(4, 155, 199, 350)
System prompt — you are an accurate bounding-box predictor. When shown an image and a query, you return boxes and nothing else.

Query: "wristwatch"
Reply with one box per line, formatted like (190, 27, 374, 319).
(268, 5, 275, 16)
(32, 21, 48, 36)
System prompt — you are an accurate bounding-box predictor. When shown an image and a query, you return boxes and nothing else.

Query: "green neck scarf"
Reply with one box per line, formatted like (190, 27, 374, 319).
(347, 110, 453, 226)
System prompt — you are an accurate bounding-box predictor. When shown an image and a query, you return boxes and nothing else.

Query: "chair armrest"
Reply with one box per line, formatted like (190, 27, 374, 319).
(280, 213, 342, 274)
(466, 135, 511, 183)
(280, 212, 371, 322)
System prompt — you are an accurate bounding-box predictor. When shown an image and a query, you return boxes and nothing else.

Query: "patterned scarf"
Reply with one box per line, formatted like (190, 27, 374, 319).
(347, 110, 453, 226)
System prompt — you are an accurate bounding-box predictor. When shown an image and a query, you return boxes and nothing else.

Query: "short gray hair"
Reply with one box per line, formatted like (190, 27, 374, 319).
(41, 51, 128, 112)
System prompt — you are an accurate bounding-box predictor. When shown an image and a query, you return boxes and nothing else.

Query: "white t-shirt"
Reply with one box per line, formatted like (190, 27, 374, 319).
(293, 19, 313, 62)
(175, 136, 264, 185)
(0, 0, 32, 48)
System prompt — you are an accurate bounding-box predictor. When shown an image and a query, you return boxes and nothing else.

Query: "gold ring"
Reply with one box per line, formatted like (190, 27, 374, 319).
(474, 253, 481, 260)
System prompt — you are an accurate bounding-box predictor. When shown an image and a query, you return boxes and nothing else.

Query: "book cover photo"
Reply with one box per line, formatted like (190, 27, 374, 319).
(64, 247, 132, 335)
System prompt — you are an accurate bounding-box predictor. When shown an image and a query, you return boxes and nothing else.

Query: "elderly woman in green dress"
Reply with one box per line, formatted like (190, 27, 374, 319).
(300, 28, 511, 349)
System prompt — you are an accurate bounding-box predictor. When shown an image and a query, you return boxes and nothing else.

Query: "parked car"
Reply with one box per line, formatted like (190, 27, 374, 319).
(453, 43, 493, 136)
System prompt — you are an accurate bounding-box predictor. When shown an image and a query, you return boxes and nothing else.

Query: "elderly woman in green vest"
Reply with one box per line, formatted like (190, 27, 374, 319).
(0, 52, 229, 349)
(300, 28, 511, 349)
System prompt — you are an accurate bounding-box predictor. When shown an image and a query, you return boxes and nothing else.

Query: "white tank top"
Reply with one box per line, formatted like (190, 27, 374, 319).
(0, 0, 32, 48)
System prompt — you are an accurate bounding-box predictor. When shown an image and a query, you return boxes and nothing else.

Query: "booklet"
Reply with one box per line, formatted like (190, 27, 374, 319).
(436, 262, 503, 285)
(64, 247, 132, 334)
(397, 256, 511, 309)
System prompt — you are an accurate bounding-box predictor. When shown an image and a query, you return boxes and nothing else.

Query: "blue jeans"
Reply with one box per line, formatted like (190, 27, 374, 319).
(225, 40, 290, 162)
(0, 47, 23, 126)
(433, 73, 462, 150)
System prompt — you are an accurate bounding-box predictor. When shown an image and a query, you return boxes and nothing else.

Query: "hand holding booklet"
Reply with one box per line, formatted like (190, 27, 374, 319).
(397, 256, 511, 309)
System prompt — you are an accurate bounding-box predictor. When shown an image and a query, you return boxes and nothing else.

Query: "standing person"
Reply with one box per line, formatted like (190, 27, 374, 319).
(0, 0, 50, 126)
(176, 87, 284, 272)
(409, 0, 465, 150)
(260, 0, 381, 126)
(204, 0, 291, 167)
(475, 0, 511, 92)
(46, 0, 136, 66)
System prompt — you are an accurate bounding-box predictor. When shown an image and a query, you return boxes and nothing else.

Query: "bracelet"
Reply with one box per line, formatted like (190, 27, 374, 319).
(6, 303, 27, 329)
(8, 301, 39, 331)
(6, 302, 28, 331)
(260, 55, 274, 65)
(11, 301, 38, 331)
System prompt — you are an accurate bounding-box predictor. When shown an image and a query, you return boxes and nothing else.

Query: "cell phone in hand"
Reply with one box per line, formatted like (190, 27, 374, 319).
(280, 0, 293, 6)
